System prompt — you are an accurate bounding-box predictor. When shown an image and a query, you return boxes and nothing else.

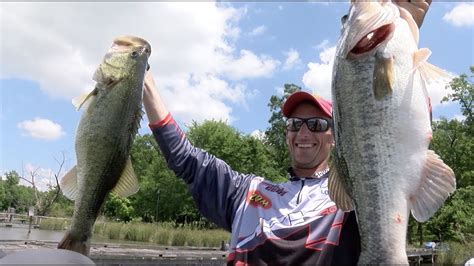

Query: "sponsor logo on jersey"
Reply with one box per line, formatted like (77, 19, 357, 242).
(248, 190, 272, 209)
(262, 182, 288, 196)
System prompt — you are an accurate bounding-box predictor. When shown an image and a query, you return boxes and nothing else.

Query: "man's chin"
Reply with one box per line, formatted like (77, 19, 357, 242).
(294, 162, 319, 170)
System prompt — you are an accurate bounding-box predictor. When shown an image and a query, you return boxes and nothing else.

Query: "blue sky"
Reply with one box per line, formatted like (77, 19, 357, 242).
(1, 2, 473, 191)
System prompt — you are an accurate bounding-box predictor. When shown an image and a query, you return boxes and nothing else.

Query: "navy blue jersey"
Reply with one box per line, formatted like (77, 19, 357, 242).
(150, 114, 360, 265)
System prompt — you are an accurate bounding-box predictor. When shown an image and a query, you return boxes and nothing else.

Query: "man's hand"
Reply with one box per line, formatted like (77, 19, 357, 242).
(144, 70, 156, 92)
(394, 0, 432, 28)
(142, 70, 169, 125)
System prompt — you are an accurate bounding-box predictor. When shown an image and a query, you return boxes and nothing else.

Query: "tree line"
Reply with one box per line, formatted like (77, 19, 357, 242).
(1, 66, 472, 244)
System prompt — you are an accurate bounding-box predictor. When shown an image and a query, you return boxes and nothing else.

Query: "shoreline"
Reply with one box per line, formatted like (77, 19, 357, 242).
(0, 240, 227, 265)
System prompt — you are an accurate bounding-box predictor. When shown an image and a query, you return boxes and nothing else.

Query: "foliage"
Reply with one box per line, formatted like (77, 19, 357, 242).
(187, 120, 283, 182)
(425, 186, 474, 243)
(5, 170, 20, 187)
(431, 119, 473, 188)
(0, 171, 36, 213)
(103, 193, 135, 222)
(265, 84, 301, 178)
(129, 133, 198, 223)
(90, 220, 230, 247)
(442, 66, 473, 131)
(436, 241, 474, 265)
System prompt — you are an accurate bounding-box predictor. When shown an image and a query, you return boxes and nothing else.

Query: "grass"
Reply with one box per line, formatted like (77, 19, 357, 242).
(38, 217, 70, 231)
(107, 221, 229, 247)
(100, 221, 230, 247)
(435, 241, 474, 265)
(40, 217, 230, 248)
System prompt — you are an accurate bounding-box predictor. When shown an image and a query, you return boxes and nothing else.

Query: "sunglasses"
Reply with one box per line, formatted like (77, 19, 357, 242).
(286, 117, 332, 132)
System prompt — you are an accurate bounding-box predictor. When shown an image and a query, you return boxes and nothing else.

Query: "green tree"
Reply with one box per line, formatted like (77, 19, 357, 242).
(0, 171, 35, 212)
(187, 120, 283, 182)
(265, 84, 301, 177)
(442, 66, 473, 130)
(103, 193, 135, 222)
(0, 179, 8, 210)
(425, 186, 474, 243)
(431, 119, 473, 188)
(128, 133, 196, 223)
(5, 170, 20, 187)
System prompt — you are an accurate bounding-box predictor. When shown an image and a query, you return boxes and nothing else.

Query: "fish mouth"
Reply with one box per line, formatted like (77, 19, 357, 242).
(349, 23, 395, 55)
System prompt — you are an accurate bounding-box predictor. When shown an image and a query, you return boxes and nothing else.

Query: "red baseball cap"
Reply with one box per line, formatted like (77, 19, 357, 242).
(282, 91, 332, 118)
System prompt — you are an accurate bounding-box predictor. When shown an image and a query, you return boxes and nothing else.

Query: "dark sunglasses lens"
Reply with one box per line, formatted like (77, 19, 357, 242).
(286, 118, 302, 131)
(305, 118, 329, 132)
(307, 118, 329, 132)
(287, 118, 330, 132)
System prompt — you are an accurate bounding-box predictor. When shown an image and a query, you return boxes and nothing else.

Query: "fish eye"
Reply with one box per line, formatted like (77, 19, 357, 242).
(341, 14, 348, 24)
(131, 51, 139, 58)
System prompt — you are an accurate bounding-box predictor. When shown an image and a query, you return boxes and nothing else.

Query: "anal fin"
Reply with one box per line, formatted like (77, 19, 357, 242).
(59, 166, 80, 201)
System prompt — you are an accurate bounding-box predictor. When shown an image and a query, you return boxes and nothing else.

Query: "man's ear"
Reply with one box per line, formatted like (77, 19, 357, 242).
(285, 130, 290, 146)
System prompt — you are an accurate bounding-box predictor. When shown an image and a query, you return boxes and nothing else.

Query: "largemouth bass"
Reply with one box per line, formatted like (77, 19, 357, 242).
(58, 36, 151, 256)
(329, 2, 455, 264)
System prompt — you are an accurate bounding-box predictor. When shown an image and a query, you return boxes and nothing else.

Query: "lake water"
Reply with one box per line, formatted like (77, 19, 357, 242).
(0, 224, 65, 241)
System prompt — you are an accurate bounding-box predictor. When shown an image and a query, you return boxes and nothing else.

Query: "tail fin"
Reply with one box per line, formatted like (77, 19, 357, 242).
(57, 231, 90, 257)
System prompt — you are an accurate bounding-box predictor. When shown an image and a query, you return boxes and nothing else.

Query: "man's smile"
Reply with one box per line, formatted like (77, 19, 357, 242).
(296, 143, 317, 148)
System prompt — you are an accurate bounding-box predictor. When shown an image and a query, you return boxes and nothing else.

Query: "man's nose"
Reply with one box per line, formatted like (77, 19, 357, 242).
(298, 122, 312, 135)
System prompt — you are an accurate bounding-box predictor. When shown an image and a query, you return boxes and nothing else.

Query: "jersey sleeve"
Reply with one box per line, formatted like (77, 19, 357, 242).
(149, 114, 253, 231)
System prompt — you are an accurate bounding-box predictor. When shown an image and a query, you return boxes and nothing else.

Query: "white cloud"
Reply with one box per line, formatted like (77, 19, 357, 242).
(18, 118, 66, 141)
(1, 2, 278, 124)
(250, 130, 265, 140)
(282, 49, 301, 71)
(315, 40, 330, 50)
(453, 114, 466, 122)
(219, 50, 280, 80)
(443, 3, 474, 27)
(157, 73, 247, 125)
(275, 86, 285, 96)
(302, 46, 336, 100)
(425, 77, 454, 108)
(249, 25, 267, 36)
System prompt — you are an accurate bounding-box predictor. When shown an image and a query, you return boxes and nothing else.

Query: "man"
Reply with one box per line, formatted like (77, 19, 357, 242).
(143, 2, 431, 264)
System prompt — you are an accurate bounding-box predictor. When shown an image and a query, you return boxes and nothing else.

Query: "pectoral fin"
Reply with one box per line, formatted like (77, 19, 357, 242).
(72, 88, 98, 111)
(373, 54, 394, 100)
(111, 157, 140, 197)
(410, 150, 456, 222)
(413, 48, 431, 70)
(328, 149, 354, 211)
(59, 166, 80, 201)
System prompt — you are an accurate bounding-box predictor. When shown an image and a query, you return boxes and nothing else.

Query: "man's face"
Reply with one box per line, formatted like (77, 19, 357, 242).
(286, 102, 333, 170)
